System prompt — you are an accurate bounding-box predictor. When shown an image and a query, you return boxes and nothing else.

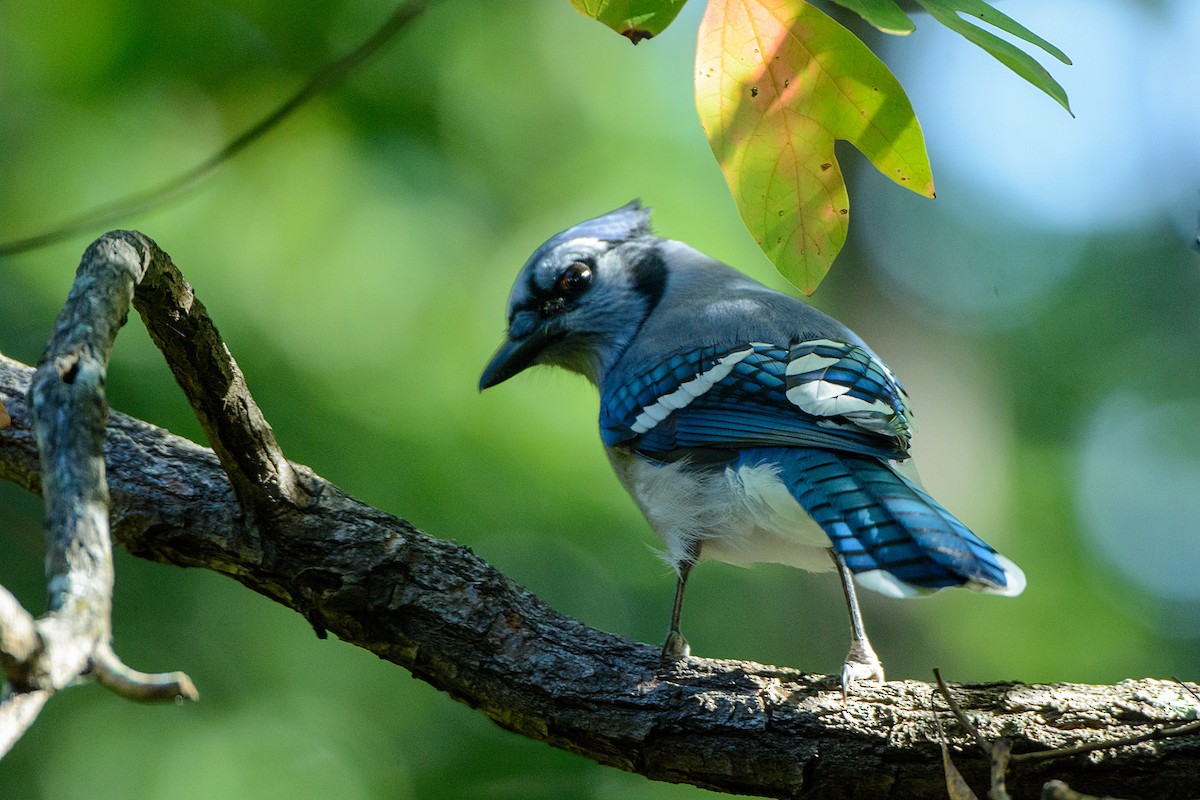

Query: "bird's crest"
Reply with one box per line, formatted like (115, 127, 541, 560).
(530, 201, 653, 265)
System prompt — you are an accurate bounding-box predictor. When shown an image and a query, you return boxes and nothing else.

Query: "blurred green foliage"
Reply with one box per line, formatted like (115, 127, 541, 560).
(1, 1, 1197, 798)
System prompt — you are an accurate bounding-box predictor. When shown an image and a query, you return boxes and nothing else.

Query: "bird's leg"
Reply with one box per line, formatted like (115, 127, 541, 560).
(831, 551, 885, 694)
(661, 541, 700, 661)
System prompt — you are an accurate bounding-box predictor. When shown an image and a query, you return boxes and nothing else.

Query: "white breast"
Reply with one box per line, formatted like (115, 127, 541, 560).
(606, 448, 835, 575)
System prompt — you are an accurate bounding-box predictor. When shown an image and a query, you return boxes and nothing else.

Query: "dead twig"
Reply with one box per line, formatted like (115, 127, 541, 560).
(935, 667, 992, 757)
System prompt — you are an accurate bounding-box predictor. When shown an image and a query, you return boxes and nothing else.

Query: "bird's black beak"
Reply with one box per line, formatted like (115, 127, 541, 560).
(479, 334, 544, 390)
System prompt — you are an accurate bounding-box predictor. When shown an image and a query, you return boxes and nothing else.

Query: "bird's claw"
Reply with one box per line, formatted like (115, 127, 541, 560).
(841, 657, 885, 687)
(660, 630, 690, 661)
(840, 644, 885, 700)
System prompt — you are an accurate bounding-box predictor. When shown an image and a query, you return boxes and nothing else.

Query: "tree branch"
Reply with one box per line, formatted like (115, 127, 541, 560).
(0, 587, 39, 686)
(1, 233, 1199, 797)
(0, 689, 49, 758)
(0, 235, 200, 757)
(129, 234, 308, 512)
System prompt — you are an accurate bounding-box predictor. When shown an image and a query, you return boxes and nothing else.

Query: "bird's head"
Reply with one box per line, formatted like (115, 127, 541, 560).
(480, 201, 666, 389)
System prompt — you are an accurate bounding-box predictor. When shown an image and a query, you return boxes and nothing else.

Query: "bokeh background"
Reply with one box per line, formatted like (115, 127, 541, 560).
(2, 1, 1198, 797)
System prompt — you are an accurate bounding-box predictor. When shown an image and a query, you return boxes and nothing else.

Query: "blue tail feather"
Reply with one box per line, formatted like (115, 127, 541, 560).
(748, 448, 1016, 596)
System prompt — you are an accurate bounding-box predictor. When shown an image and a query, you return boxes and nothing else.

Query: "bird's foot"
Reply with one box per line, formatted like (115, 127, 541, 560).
(840, 642, 885, 699)
(660, 630, 690, 662)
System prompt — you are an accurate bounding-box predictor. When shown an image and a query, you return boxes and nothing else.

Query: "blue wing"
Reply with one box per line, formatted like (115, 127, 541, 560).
(601, 340, 912, 460)
(601, 340, 1025, 597)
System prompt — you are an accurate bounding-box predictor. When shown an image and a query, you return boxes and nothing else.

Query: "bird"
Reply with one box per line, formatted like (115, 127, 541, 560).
(479, 201, 1025, 688)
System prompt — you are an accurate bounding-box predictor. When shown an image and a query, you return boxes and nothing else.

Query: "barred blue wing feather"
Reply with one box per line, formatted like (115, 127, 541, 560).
(601, 340, 911, 459)
(784, 340, 912, 443)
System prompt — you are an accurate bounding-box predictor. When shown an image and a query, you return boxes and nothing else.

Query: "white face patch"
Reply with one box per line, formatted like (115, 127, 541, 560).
(630, 347, 755, 435)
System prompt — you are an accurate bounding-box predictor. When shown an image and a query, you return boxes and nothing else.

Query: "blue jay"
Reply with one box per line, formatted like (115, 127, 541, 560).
(480, 202, 1024, 687)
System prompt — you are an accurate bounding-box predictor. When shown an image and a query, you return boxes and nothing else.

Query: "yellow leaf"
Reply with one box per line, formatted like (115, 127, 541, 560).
(696, 0, 934, 294)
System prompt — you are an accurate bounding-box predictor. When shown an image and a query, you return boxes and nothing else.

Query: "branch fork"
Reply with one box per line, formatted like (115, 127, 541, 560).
(1, 230, 298, 756)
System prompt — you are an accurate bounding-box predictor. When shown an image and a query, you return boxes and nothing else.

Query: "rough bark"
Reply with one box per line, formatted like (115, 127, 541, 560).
(0, 233, 1198, 799)
(0, 234, 198, 754)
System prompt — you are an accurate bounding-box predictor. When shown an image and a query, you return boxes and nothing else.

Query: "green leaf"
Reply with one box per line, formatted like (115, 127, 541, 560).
(696, 0, 934, 295)
(913, 0, 1072, 112)
(921, 0, 1070, 64)
(569, 0, 687, 44)
(828, 0, 915, 35)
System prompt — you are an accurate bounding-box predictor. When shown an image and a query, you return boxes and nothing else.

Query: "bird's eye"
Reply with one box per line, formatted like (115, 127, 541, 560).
(555, 262, 593, 297)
